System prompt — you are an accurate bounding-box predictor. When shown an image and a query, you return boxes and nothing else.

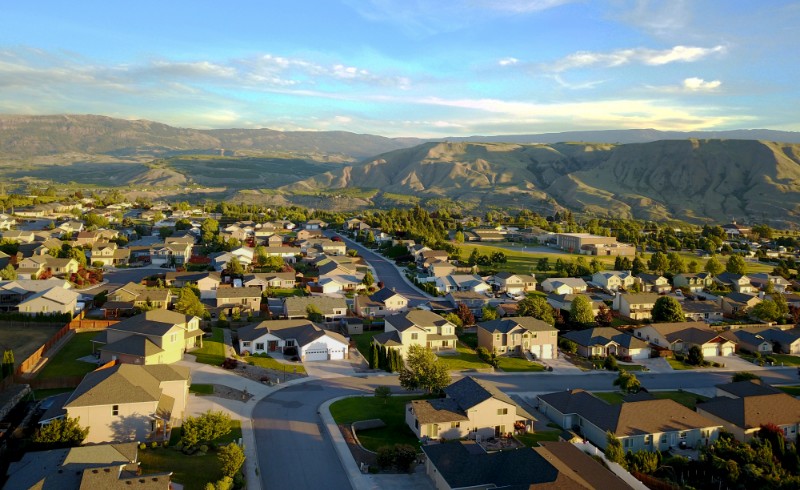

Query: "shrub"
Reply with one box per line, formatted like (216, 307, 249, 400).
(232, 472, 245, 489)
(151, 441, 159, 449)
(199, 444, 209, 454)
(139, 442, 147, 450)
(376, 446, 395, 468)
(175, 442, 183, 451)
(222, 358, 238, 369)
(393, 444, 417, 472)
(218, 443, 245, 478)
(603, 356, 618, 371)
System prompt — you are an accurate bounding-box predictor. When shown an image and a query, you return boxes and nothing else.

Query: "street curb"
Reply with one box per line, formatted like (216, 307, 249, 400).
(319, 395, 371, 490)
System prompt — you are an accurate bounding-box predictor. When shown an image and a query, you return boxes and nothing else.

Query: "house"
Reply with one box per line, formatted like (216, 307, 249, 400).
(64, 363, 190, 443)
(295, 229, 322, 241)
(243, 271, 296, 290)
(697, 386, 800, 442)
(428, 261, 457, 277)
(4, 442, 172, 490)
(283, 296, 347, 322)
(93, 310, 203, 365)
(1, 229, 36, 243)
(150, 242, 193, 266)
(108, 282, 173, 310)
(164, 270, 211, 288)
(422, 440, 633, 490)
(446, 291, 490, 316)
(749, 327, 800, 354)
(681, 299, 724, 323)
(16, 255, 79, 279)
(749, 273, 792, 293)
(354, 288, 409, 317)
(418, 250, 450, 268)
(592, 270, 637, 291)
(673, 272, 714, 292)
(406, 376, 535, 441)
(636, 273, 671, 293)
(237, 319, 349, 361)
(546, 293, 604, 317)
(373, 310, 458, 359)
(90, 242, 131, 266)
(540, 277, 588, 295)
(197, 272, 223, 299)
(612, 292, 660, 320)
(434, 274, 490, 295)
(714, 272, 756, 293)
(538, 389, 721, 452)
(476, 317, 558, 359)
(722, 222, 751, 238)
(0, 278, 72, 311)
(0, 213, 16, 230)
(720, 292, 762, 316)
(17, 286, 80, 316)
(215, 286, 262, 315)
(719, 329, 773, 355)
(562, 327, 650, 360)
(633, 321, 736, 357)
(488, 271, 537, 295)
(58, 220, 85, 234)
(304, 219, 328, 230)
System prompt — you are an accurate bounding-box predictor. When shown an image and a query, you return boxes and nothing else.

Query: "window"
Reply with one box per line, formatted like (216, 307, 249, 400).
(451, 422, 460, 429)
(497, 408, 508, 415)
(624, 438, 632, 448)
(661, 435, 667, 443)
(255, 342, 264, 350)
(243, 341, 251, 347)
(411, 333, 418, 340)
(644, 435, 652, 444)
(112, 405, 119, 416)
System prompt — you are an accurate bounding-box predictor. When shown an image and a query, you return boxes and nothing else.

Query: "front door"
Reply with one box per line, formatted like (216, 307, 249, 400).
(268, 341, 278, 352)
(495, 425, 505, 437)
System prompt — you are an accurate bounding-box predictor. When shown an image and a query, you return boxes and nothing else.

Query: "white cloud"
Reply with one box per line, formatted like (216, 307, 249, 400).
(498, 57, 519, 66)
(468, 0, 575, 13)
(549, 45, 726, 72)
(333, 115, 353, 123)
(683, 77, 722, 91)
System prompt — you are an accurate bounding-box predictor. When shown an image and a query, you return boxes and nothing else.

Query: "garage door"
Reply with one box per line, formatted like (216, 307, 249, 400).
(702, 346, 718, 357)
(304, 349, 328, 361)
(540, 344, 554, 360)
(721, 346, 734, 356)
(328, 348, 345, 360)
(530, 345, 541, 360)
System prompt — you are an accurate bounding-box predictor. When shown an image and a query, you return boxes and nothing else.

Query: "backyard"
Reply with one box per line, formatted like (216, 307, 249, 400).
(330, 394, 435, 452)
(36, 331, 98, 379)
(0, 323, 63, 368)
(350, 330, 383, 359)
(192, 327, 226, 366)
(592, 390, 708, 410)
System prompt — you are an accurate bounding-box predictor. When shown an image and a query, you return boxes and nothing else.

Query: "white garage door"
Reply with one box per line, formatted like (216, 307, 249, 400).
(305, 349, 328, 361)
(530, 345, 542, 360)
(540, 344, 554, 360)
(721, 345, 734, 356)
(702, 346, 718, 358)
(328, 348, 345, 360)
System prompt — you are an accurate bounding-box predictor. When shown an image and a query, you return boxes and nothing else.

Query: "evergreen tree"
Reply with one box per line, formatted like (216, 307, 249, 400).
(174, 286, 207, 318)
(631, 257, 645, 276)
(1, 349, 14, 379)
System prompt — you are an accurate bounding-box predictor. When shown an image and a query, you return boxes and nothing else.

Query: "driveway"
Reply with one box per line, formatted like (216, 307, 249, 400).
(303, 359, 359, 379)
(706, 354, 769, 372)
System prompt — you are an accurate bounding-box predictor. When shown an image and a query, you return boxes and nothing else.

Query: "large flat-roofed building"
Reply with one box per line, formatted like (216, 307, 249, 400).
(555, 233, 635, 257)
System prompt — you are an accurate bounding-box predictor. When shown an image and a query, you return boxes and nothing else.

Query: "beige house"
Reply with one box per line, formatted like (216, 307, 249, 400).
(540, 277, 588, 295)
(562, 327, 651, 360)
(636, 273, 671, 293)
(93, 310, 203, 365)
(64, 363, 190, 444)
(592, 270, 637, 291)
(488, 272, 537, 295)
(633, 321, 736, 357)
(673, 273, 714, 292)
(354, 288, 409, 317)
(720, 292, 762, 317)
(90, 242, 131, 266)
(406, 376, 535, 440)
(17, 287, 79, 316)
(613, 292, 660, 320)
(373, 310, 458, 359)
(215, 286, 262, 315)
(476, 317, 557, 359)
(109, 282, 173, 310)
(715, 272, 756, 294)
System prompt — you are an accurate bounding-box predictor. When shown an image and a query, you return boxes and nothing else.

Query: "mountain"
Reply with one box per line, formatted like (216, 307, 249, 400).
(447, 128, 800, 145)
(0, 114, 423, 160)
(287, 140, 800, 225)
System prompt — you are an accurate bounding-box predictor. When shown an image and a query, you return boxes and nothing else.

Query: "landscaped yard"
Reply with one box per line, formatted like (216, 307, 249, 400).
(350, 330, 383, 358)
(779, 386, 800, 397)
(516, 430, 562, 447)
(495, 356, 546, 372)
(667, 358, 699, 370)
(245, 354, 306, 374)
(139, 420, 242, 490)
(592, 390, 708, 410)
(36, 331, 98, 379)
(330, 394, 435, 452)
(192, 327, 226, 366)
(189, 383, 214, 395)
(266, 288, 306, 297)
(459, 332, 478, 349)
(740, 353, 800, 366)
(436, 342, 492, 371)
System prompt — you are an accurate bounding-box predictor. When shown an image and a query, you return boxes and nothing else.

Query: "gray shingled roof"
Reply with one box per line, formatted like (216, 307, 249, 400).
(108, 310, 193, 337)
(384, 310, 451, 332)
(562, 327, 648, 350)
(477, 317, 555, 334)
(101, 336, 165, 358)
(65, 364, 188, 408)
(699, 393, 800, 429)
(444, 376, 535, 420)
(715, 380, 782, 398)
(238, 319, 348, 347)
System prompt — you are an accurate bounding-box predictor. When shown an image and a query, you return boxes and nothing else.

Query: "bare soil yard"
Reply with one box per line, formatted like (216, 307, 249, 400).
(0, 324, 63, 363)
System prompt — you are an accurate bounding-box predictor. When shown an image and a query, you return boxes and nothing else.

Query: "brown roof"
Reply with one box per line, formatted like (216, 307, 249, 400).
(699, 393, 800, 429)
(410, 398, 469, 424)
(535, 441, 636, 490)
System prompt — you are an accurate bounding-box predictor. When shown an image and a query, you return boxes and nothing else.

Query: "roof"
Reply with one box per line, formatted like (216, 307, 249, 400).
(238, 319, 348, 347)
(384, 310, 453, 332)
(664, 327, 730, 347)
(724, 292, 760, 305)
(637, 321, 711, 337)
(715, 380, 782, 398)
(101, 336, 165, 358)
(215, 286, 263, 299)
(369, 287, 407, 303)
(477, 317, 556, 334)
(18, 287, 79, 306)
(283, 296, 347, 316)
(618, 292, 661, 304)
(64, 364, 188, 408)
(535, 441, 636, 490)
(562, 327, 649, 350)
(108, 310, 194, 337)
(410, 398, 469, 424)
(444, 376, 535, 420)
(699, 393, 800, 429)
(372, 330, 402, 346)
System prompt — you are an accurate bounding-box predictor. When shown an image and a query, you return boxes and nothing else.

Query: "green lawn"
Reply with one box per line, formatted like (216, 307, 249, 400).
(139, 421, 242, 490)
(245, 354, 306, 374)
(330, 394, 435, 451)
(667, 358, 698, 370)
(516, 430, 562, 447)
(495, 356, 546, 372)
(266, 288, 306, 297)
(778, 386, 800, 397)
(32, 387, 75, 400)
(193, 328, 226, 366)
(741, 353, 800, 366)
(351, 330, 383, 358)
(436, 342, 492, 371)
(459, 333, 478, 349)
(189, 383, 214, 395)
(592, 390, 708, 410)
(36, 332, 98, 379)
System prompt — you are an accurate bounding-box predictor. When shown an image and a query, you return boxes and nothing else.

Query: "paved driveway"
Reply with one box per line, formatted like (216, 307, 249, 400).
(303, 359, 359, 379)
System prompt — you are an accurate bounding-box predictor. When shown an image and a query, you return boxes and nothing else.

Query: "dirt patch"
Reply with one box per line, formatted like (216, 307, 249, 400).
(206, 384, 254, 402)
(339, 424, 377, 468)
(227, 361, 306, 385)
(0, 324, 63, 362)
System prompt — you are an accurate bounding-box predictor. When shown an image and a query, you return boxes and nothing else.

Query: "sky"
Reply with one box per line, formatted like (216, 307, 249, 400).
(0, 0, 798, 137)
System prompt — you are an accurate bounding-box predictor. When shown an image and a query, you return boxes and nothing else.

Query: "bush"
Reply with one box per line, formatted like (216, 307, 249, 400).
(139, 442, 147, 450)
(175, 442, 184, 451)
(151, 441, 159, 449)
(603, 356, 618, 371)
(218, 443, 245, 478)
(393, 444, 417, 472)
(232, 472, 245, 489)
(376, 446, 395, 468)
(222, 358, 238, 369)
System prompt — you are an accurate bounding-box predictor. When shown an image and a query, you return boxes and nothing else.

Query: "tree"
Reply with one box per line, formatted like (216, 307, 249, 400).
(648, 251, 669, 275)
(226, 257, 245, 276)
(481, 305, 499, 321)
(604, 431, 625, 465)
(570, 295, 594, 326)
(732, 371, 761, 382)
(603, 355, 618, 371)
(773, 293, 789, 320)
(651, 296, 685, 323)
(613, 369, 641, 393)
(667, 252, 687, 275)
(217, 442, 245, 478)
(687, 345, 704, 366)
(369, 343, 379, 369)
(631, 257, 645, 276)
(537, 257, 549, 272)
(456, 303, 475, 326)
(751, 300, 781, 322)
(687, 260, 699, 273)
(517, 297, 555, 325)
(32, 416, 89, 449)
(705, 255, 724, 276)
(306, 303, 324, 323)
(374, 385, 391, 404)
(181, 410, 232, 447)
(595, 304, 613, 327)
(174, 286, 207, 318)
(201, 218, 219, 243)
(726, 255, 747, 275)
(467, 248, 480, 267)
(67, 247, 87, 268)
(453, 231, 464, 243)
(398, 345, 451, 394)
(362, 269, 375, 288)
(1, 349, 14, 379)
(0, 264, 16, 280)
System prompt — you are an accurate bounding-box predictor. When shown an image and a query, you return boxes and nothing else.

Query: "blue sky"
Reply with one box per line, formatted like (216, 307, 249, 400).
(1, 0, 798, 136)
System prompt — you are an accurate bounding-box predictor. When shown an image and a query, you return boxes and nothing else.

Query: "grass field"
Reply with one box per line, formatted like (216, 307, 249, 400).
(245, 354, 306, 374)
(495, 356, 547, 372)
(189, 384, 214, 395)
(436, 342, 492, 371)
(0, 324, 63, 366)
(139, 420, 242, 490)
(330, 394, 435, 451)
(740, 353, 800, 366)
(516, 430, 562, 447)
(351, 330, 383, 358)
(778, 386, 800, 397)
(36, 332, 98, 379)
(193, 328, 226, 366)
(592, 390, 708, 409)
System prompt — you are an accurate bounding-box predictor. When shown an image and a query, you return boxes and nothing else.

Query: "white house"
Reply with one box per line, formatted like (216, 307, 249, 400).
(237, 319, 349, 361)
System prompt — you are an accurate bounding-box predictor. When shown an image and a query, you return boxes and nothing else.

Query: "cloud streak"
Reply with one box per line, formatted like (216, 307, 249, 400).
(548, 44, 726, 72)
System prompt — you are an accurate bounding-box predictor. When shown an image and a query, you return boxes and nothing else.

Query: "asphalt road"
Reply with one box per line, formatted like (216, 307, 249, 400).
(327, 231, 431, 307)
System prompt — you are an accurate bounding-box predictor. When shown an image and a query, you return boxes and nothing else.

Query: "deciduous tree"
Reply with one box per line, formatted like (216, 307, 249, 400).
(398, 345, 451, 394)
(517, 297, 555, 325)
(32, 416, 89, 449)
(651, 296, 685, 323)
(570, 295, 594, 326)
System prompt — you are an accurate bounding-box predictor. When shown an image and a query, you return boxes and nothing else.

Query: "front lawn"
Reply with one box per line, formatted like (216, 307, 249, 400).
(495, 356, 546, 372)
(266, 288, 306, 297)
(139, 420, 242, 490)
(516, 430, 561, 447)
(459, 333, 478, 349)
(36, 332, 98, 379)
(740, 353, 800, 366)
(436, 342, 492, 371)
(779, 386, 800, 397)
(667, 358, 698, 370)
(193, 327, 226, 366)
(189, 383, 214, 395)
(330, 394, 435, 451)
(592, 390, 708, 410)
(245, 354, 306, 374)
(350, 330, 383, 358)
